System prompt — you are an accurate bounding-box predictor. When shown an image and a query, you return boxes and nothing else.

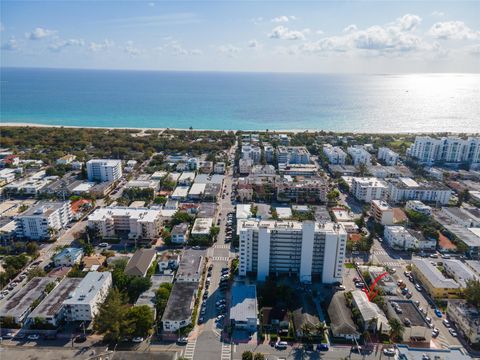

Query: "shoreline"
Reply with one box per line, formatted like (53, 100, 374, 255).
(1, 122, 477, 135)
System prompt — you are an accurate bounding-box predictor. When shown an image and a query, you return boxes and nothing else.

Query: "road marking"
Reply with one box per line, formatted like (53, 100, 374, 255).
(183, 339, 197, 360)
(221, 342, 231, 360)
(214, 244, 230, 249)
(212, 256, 230, 261)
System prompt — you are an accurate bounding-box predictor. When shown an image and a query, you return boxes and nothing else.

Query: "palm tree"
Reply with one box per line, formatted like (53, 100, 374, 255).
(388, 318, 405, 342)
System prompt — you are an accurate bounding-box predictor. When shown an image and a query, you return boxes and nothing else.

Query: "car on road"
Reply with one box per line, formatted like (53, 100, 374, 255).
(2, 332, 13, 339)
(75, 334, 87, 343)
(98, 242, 109, 248)
(448, 328, 457, 337)
(432, 328, 440, 337)
(434, 309, 443, 317)
(443, 319, 451, 327)
(383, 348, 396, 356)
(177, 337, 188, 345)
(132, 337, 144, 343)
(351, 345, 363, 353)
(415, 284, 423, 291)
(275, 341, 288, 350)
(27, 334, 40, 341)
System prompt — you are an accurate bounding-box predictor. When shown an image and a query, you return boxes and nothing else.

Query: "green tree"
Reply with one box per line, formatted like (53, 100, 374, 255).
(127, 276, 151, 303)
(28, 267, 46, 281)
(126, 305, 154, 337)
(464, 279, 480, 306)
(26, 242, 39, 256)
(242, 351, 254, 360)
(94, 288, 130, 343)
(253, 354, 265, 360)
(171, 211, 194, 226)
(388, 318, 405, 342)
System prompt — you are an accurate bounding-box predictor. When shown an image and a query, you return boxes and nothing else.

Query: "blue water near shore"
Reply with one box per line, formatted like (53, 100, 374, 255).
(1, 67, 479, 132)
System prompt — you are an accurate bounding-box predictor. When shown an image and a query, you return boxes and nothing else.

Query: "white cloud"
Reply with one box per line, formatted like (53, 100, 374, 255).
(1, 37, 19, 51)
(124, 41, 142, 56)
(395, 14, 421, 32)
(429, 21, 479, 40)
(25, 27, 57, 40)
(217, 44, 241, 57)
(343, 24, 357, 33)
(49, 38, 85, 52)
(248, 39, 261, 48)
(269, 25, 308, 40)
(271, 15, 296, 23)
(316, 30, 324, 35)
(189, 49, 203, 55)
(163, 40, 202, 56)
(431, 11, 445, 17)
(88, 39, 114, 52)
(465, 44, 480, 56)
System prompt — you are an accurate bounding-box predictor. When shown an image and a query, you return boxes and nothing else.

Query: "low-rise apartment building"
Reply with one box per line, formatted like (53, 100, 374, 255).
(87, 207, 162, 240)
(161, 281, 198, 333)
(350, 177, 388, 202)
(171, 223, 189, 244)
(405, 200, 432, 215)
(323, 145, 347, 165)
(124, 248, 157, 277)
(53, 247, 84, 267)
(347, 146, 372, 166)
(63, 271, 112, 322)
(370, 200, 394, 225)
(412, 259, 461, 299)
(238, 220, 347, 283)
(230, 284, 258, 333)
(447, 300, 480, 344)
(276, 177, 327, 203)
(388, 177, 452, 205)
(15, 201, 72, 240)
(277, 146, 311, 165)
(377, 147, 399, 166)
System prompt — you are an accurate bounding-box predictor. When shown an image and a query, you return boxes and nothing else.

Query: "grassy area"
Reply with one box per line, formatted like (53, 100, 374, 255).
(344, 263, 355, 269)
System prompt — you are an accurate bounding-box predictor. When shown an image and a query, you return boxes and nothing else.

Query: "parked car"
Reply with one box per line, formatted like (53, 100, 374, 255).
(75, 334, 87, 343)
(449, 328, 458, 337)
(434, 309, 443, 318)
(317, 343, 329, 351)
(443, 319, 451, 327)
(132, 337, 144, 343)
(177, 337, 188, 345)
(383, 348, 396, 356)
(27, 334, 40, 341)
(98, 242, 109, 248)
(432, 328, 440, 337)
(275, 341, 288, 350)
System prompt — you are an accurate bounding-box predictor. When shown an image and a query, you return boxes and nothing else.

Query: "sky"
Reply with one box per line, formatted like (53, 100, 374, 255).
(1, 1, 479, 73)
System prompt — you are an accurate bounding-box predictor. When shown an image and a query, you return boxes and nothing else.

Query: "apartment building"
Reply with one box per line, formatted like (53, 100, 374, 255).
(161, 281, 198, 333)
(63, 271, 112, 322)
(383, 226, 436, 250)
(87, 207, 162, 240)
(347, 146, 372, 166)
(86, 159, 122, 182)
(388, 177, 452, 205)
(238, 220, 347, 283)
(264, 145, 274, 163)
(447, 300, 480, 344)
(441, 207, 480, 228)
(350, 177, 388, 202)
(370, 200, 394, 225)
(239, 158, 253, 174)
(214, 162, 226, 174)
(241, 145, 261, 164)
(323, 144, 347, 165)
(276, 177, 327, 203)
(405, 200, 432, 215)
(408, 136, 480, 165)
(15, 201, 73, 240)
(412, 259, 461, 299)
(276, 146, 310, 165)
(377, 147, 399, 166)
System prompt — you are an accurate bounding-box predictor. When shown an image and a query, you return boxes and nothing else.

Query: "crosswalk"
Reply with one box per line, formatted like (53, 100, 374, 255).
(214, 244, 230, 249)
(211, 256, 230, 261)
(182, 339, 196, 360)
(220, 342, 231, 360)
(435, 334, 451, 349)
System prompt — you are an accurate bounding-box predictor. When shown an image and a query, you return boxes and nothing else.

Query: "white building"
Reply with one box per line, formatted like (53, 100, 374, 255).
(370, 200, 394, 225)
(162, 281, 198, 332)
(87, 207, 162, 240)
(447, 300, 480, 344)
(405, 200, 432, 216)
(408, 136, 480, 165)
(241, 145, 261, 164)
(125, 180, 159, 191)
(264, 146, 274, 163)
(214, 162, 226, 174)
(63, 271, 112, 322)
(384, 226, 422, 250)
(388, 177, 452, 205)
(15, 201, 72, 240)
(0, 168, 17, 185)
(347, 146, 372, 166)
(53, 247, 84, 267)
(230, 284, 258, 332)
(86, 159, 122, 182)
(171, 186, 189, 200)
(277, 146, 310, 165)
(350, 177, 388, 202)
(441, 207, 480, 228)
(239, 158, 253, 174)
(238, 220, 347, 283)
(377, 147, 399, 166)
(323, 145, 347, 165)
(171, 223, 189, 244)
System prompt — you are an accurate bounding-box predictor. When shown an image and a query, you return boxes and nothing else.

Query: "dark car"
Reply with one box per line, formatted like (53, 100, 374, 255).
(318, 344, 329, 351)
(74, 334, 87, 343)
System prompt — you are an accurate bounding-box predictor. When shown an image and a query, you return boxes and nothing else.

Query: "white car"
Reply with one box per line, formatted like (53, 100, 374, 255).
(449, 328, 457, 337)
(28, 334, 40, 341)
(98, 242, 109, 247)
(275, 341, 288, 349)
(443, 319, 451, 327)
(383, 348, 396, 356)
(132, 337, 144, 343)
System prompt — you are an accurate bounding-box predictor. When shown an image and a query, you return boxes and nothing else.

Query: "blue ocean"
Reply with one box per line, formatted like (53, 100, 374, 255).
(1, 67, 479, 132)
